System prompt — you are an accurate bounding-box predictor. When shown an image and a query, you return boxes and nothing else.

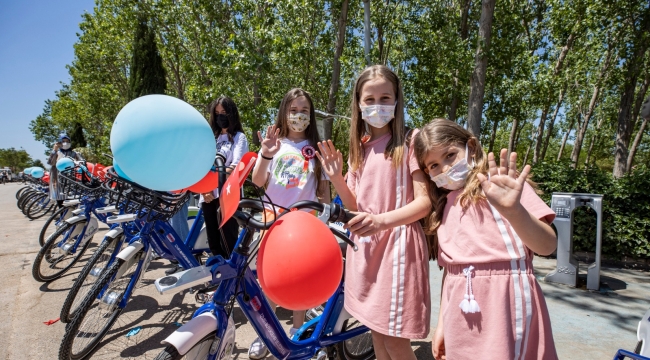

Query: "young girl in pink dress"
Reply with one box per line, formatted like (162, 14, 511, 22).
(317, 65, 431, 360)
(413, 118, 558, 360)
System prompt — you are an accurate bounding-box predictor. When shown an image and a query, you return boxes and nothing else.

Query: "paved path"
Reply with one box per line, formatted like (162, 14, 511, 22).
(0, 183, 646, 359)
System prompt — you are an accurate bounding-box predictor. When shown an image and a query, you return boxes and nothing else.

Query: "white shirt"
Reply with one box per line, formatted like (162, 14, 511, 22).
(260, 138, 327, 211)
(200, 132, 249, 202)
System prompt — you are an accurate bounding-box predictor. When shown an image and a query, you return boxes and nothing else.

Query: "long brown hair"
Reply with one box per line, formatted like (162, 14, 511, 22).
(273, 88, 324, 198)
(349, 65, 406, 171)
(413, 119, 488, 257)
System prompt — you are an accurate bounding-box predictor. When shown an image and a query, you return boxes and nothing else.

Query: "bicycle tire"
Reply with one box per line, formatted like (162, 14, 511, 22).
(153, 332, 217, 360)
(59, 254, 141, 360)
(18, 190, 37, 211)
(21, 192, 42, 215)
(32, 220, 91, 282)
(60, 234, 123, 323)
(27, 194, 52, 220)
(15, 185, 30, 199)
(39, 206, 69, 247)
(332, 319, 375, 360)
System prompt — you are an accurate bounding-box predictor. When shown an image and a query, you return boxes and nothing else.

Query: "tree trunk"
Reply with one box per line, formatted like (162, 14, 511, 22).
(570, 46, 614, 167)
(584, 117, 604, 166)
(627, 118, 649, 170)
(523, 139, 533, 165)
(466, 0, 496, 137)
(557, 115, 577, 161)
(448, 0, 472, 122)
(541, 86, 566, 161)
(508, 118, 519, 156)
(324, 0, 349, 141)
(613, 14, 650, 177)
(631, 72, 650, 129)
(532, 32, 577, 164)
(488, 119, 499, 153)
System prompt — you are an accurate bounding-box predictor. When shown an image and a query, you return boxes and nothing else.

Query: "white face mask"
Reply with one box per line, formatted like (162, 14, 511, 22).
(287, 113, 310, 132)
(61, 142, 71, 150)
(359, 104, 395, 128)
(431, 143, 474, 190)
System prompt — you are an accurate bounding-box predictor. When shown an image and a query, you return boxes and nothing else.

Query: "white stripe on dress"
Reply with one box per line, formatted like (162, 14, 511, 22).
(394, 149, 409, 336)
(388, 154, 403, 336)
(489, 204, 526, 360)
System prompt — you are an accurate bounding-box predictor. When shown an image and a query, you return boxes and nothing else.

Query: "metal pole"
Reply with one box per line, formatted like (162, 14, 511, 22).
(363, 0, 371, 66)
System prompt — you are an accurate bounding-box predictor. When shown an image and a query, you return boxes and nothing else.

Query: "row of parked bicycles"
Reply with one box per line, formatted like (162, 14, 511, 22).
(16, 154, 374, 360)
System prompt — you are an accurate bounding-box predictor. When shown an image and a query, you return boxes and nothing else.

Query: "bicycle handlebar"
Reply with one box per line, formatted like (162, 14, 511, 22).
(215, 154, 227, 192)
(238, 199, 354, 230)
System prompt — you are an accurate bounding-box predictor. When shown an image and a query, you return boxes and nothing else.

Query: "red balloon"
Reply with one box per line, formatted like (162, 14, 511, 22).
(42, 175, 50, 183)
(258, 211, 343, 310)
(186, 170, 220, 194)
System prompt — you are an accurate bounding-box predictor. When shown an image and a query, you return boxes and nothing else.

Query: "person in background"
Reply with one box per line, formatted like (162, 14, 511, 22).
(48, 133, 83, 207)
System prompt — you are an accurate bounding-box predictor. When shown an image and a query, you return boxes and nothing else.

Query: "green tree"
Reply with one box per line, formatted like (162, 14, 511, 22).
(0, 148, 34, 173)
(128, 15, 166, 99)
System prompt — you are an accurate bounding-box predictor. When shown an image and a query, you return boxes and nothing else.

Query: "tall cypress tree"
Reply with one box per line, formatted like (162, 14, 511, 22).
(128, 16, 166, 100)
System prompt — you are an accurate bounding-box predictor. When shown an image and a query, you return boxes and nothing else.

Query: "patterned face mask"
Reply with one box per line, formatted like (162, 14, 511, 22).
(359, 104, 396, 128)
(288, 113, 310, 132)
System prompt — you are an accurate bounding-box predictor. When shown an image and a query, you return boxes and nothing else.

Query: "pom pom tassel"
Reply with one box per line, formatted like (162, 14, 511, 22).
(460, 266, 481, 314)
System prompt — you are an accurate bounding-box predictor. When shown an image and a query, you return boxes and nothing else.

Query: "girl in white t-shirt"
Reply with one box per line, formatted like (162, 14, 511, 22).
(249, 88, 330, 359)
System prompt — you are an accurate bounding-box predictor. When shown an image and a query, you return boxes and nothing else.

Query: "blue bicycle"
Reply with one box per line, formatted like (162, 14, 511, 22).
(58, 162, 218, 360)
(32, 164, 110, 282)
(152, 157, 373, 360)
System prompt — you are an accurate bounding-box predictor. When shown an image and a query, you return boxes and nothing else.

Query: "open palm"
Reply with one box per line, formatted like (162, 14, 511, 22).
(316, 140, 343, 179)
(476, 149, 530, 215)
(257, 125, 282, 157)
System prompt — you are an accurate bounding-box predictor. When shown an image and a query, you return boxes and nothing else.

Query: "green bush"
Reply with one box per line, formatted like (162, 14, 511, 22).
(531, 161, 650, 260)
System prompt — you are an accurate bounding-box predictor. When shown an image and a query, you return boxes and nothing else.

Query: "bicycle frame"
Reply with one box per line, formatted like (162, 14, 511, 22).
(97, 208, 208, 309)
(169, 225, 368, 360)
(55, 197, 109, 254)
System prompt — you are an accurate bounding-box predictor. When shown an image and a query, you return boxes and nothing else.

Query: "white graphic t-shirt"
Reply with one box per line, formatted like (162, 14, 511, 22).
(263, 138, 326, 210)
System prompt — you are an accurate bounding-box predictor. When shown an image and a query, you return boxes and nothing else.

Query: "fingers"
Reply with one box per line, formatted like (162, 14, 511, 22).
(487, 152, 498, 178)
(499, 149, 508, 176)
(317, 141, 332, 158)
(518, 164, 531, 185)
(257, 131, 263, 143)
(508, 151, 518, 178)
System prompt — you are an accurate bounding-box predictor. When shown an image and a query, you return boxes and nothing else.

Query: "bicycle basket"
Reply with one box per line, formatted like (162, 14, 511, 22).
(58, 164, 105, 200)
(103, 168, 189, 222)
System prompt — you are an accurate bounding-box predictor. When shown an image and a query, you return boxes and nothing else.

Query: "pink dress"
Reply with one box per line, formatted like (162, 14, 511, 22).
(437, 184, 558, 360)
(345, 132, 431, 339)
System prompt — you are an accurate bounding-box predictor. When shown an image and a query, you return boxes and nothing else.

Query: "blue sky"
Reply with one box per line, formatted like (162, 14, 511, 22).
(0, 0, 95, 166)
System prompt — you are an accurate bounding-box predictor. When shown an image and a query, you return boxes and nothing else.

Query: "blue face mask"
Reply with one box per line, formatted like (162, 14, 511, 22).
(430, 143, 474, 190)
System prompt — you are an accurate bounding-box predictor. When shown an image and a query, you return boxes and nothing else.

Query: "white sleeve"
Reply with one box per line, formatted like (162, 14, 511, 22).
(230, 132, 249, 167)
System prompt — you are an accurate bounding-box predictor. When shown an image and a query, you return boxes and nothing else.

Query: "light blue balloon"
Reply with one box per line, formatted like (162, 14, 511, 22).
(56, 158, 75, 172)
(112, 160, 131, 181)
(24, 167, 33, 175)
(32, 167, 44, 178)
(110, 94, 216, 191)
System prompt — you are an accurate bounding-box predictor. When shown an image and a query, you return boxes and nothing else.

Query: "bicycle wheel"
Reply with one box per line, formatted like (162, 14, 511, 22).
(333, 319, 375, 360)
(32, 220, 92, 282)
(59, 253, 142, 360)
(60, 233, 123, 323)
(153, 332, 217, 360)
(27, 194, 52, 220)
(21, 192, 42, 215)
(15, 185, 30, 199)
(17, 190, 36, 210)
(40, 206, 70, 247)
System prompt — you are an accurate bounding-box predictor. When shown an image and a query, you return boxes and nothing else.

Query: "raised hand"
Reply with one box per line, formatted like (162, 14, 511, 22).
(257, 125, 282, 157)
(476, 149, 530, 217)
(315, 140, 343, 180)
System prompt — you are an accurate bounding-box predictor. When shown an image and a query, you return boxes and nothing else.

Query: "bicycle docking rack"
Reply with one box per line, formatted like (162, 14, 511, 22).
(545, 193, 603, 290)
(155, 265, 213, 295)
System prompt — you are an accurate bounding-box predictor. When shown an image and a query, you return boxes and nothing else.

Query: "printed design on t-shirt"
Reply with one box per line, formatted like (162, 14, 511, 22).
(216, 139, 233, 157)
(273, 152, 310, 189)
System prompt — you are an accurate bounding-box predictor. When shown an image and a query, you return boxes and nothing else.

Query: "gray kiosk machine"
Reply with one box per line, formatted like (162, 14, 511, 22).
(545, 193, 603, 290)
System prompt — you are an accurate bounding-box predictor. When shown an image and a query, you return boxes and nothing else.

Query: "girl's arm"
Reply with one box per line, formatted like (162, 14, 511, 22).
(316, 140, 358, 211)
(477, 149, 557, 255)
(318, 180, 331, 203)
(432, 269, 447, 360)
(252, 126, 281, 187)
(345, 169, 431, 236)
